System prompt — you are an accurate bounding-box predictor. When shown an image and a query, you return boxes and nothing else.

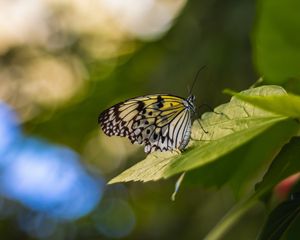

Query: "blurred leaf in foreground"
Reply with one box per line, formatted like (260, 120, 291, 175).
(256, 137, 300, 197)
(258, 184, 300, 240)
(257, 138, 300, 240)
(254, 0, 300, 83)
(204, 137, 300, 240)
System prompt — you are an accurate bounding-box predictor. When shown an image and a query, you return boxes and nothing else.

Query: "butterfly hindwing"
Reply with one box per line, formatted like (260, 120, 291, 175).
(98, 94, 193, 153)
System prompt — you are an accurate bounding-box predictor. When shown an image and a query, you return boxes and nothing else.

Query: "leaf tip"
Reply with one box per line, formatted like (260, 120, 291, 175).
(223, 88, 237, 96)
(107, 178, 120, 185)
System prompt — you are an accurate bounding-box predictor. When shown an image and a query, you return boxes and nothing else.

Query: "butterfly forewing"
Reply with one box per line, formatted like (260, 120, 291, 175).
(98, 94, 194, 153)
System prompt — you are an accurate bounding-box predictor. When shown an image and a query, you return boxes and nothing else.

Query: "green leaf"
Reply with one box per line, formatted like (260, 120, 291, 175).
(164, 117, 287, 177)
(108, 151, 179, 184)
(109, 85, 293, 184)
(256, 139, 300, 240)
(282, 216, 300, 240)
(257, 193, 300, 240)
(204, 137, 300, 240)
(185, 118, 299, 196)
(224, 89, 300, 118)
(255, 137, 300, 197)
(254, 0, 300, 83)
(255, 139, 300, 240)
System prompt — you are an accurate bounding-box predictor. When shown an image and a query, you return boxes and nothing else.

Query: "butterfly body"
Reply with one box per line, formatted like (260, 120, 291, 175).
(98, 94, 196, 154)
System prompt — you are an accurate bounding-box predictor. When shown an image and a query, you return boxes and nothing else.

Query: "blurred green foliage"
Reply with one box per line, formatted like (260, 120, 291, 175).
(26, 0, 256, 152)
(254, 0, 300, 84)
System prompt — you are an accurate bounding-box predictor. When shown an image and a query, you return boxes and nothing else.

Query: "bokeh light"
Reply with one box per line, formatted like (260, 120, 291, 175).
(17, 212, 58, 239)
(0, 0, 50, 53)
(22, 56, 87, 107)
(101, 0, 187, 40)
(0, 102, 104, 238)
(93, 198, 135, 238)
(0, 137, 103, 219)
(0, 102, 21, 159)
(84, 131, 140, 174)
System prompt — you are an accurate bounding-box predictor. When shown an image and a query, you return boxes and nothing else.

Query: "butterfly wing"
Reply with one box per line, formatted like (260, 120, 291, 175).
(98, 94, 193, 153)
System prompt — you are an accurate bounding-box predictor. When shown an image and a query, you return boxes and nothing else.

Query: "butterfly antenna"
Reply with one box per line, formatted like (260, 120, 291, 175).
(186, 84, 191, 94)
(189, 65, 207, 96)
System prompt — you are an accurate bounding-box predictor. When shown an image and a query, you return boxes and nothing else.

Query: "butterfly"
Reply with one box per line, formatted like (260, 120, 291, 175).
(98, 93, 201, 154)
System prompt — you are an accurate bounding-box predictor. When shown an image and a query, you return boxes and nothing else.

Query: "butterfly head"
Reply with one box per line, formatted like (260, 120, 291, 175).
(186, 94, 196, 112)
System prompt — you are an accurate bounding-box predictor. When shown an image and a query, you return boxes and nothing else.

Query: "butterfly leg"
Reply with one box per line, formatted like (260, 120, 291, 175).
(190, 132, 213, 142)
(171, 148, 182, 155)
(197, 119, 208, 134)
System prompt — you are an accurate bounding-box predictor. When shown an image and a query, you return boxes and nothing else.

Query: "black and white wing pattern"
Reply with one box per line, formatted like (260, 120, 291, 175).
(98, 94, 195, 153)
